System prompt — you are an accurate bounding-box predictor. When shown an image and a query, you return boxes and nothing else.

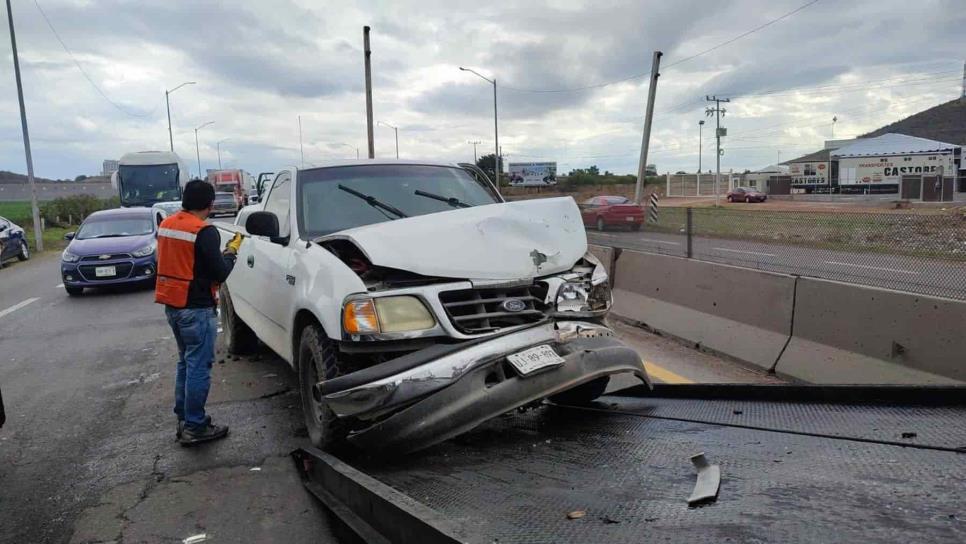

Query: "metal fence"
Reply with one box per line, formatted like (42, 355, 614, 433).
(587, 207, 966, 301)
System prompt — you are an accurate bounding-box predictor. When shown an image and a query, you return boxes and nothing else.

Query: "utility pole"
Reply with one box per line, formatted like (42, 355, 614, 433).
(961, 60, 965, 101)
(363, 26, 375, 159)
(459, 67, 499, 186)
(5, 0, 42, 251)
(705, 95, 730, 207)
(697, 119, 704, 196)
(468, 140, 481, 163)
(194, 121, 214, 178)
(378, 121, 399, 158)
(634, 51, 662, 204)
(298, 115, 305, 168)
(165, 81, 195, 152)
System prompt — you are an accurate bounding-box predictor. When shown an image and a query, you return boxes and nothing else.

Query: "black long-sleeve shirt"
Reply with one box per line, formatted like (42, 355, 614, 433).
(184, 225, 236, 308)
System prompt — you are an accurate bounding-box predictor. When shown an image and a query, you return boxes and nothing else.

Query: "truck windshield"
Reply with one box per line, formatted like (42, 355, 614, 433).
(117, 164, 181, 207)
(298, 164, 500, 237)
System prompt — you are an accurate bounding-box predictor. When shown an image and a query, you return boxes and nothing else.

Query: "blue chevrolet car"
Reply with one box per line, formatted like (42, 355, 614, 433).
(61, 208, 158, 296)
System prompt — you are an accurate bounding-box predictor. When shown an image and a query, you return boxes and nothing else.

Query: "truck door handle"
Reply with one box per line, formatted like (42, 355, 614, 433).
(247, 255, 254, 268)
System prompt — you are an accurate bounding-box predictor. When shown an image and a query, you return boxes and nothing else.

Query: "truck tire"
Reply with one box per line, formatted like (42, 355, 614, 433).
(549, 376, 610, 406)
(298, 325, 348, 451)
(219, 285, 258, 354)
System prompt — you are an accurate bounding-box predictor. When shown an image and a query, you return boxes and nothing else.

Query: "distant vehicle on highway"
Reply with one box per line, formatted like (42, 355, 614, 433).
(111, 151, 191, 225)
(207, 169, 251, 209)
(578, 196, 645, 231)
(0, 216, 30, 266)
(60, 208, 158, 296)
(212, 192, 240, 217)
(248, 172, 275, 204)
(726, 186, 767, 203)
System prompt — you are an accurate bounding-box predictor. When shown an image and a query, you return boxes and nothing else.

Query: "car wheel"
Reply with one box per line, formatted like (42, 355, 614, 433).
(549, 376, 610, 406)
(65, 286, 83, 296)
(298, 324, 349, 451)
(17, 240, 28, 261)
(219, 285, 258, 354)
(630, 223, 642, 231)
(596, 217, 606, 231)
(745, 196, 752, 203)
(726, 195, 733, 203)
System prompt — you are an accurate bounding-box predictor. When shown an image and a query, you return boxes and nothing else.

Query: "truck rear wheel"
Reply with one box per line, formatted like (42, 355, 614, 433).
(219, 285, 258, 354)
(549, 376, 610, 406)
(298, 325, 349, 451)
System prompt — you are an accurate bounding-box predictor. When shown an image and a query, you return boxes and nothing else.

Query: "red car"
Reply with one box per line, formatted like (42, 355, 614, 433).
(579, 196, 645, 231)
(726, 186, 767, 203)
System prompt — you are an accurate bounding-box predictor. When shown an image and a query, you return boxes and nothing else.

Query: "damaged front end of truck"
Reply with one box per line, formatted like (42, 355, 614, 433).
(310, 197, 649, 454)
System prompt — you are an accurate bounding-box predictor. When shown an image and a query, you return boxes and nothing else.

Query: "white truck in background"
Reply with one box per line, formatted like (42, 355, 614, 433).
(110, 151, 190, 224)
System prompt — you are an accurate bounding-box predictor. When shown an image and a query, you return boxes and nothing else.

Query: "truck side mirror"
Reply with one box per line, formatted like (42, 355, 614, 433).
(245, 211, 279, 239)
(64, 231, 75, 241)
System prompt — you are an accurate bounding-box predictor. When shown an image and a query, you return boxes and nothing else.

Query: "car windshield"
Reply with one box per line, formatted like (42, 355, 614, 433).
(76, 217, 154, 239)
(117, 164, 181, 206)
(602, 196, 630, 204)
(298, 164, 501, 237)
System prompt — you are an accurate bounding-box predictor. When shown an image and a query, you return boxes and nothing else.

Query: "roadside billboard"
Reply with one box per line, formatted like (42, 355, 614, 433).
(508, 162, 557, 186)
(788, 161, 829, 185)
(837, 154, 955, 185)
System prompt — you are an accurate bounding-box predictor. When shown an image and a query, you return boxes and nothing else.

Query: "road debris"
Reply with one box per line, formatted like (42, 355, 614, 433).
(183, 534, 207, 544)
(250, 467, 262, 472)
(901, 432, 917, 439)
(687, 453, 721, 506)
(567, 510, 586, 520)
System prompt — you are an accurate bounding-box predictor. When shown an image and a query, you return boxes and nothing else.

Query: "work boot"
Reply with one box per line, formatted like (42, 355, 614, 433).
(175, 416, 208, 440)
(179, 423, 229, 446)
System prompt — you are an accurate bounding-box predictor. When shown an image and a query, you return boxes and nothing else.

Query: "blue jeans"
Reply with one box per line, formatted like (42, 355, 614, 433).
(165, 306, 218, 431)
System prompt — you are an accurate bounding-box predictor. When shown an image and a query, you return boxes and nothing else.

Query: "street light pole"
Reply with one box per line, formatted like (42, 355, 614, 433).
(194, 121, 214, 178)
(216, 138, 231, 169)
(5, 0, 42, 251)
(298, 115, 304, 168)
(165, 81, 196, 152)
(378, 121, 399, 158)
(460, 67, 499, 186)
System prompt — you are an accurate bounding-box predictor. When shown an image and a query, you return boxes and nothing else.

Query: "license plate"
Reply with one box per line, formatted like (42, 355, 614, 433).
(507, 345, 565, 376)
(94, 266, 116, 277)
(626, 217, 635, 222)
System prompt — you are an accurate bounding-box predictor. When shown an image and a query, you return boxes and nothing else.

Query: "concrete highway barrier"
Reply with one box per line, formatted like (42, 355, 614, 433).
(774, 278, 964, 384)
(609, 249, 795, 372)
(588, 244, 617, 279)
(605, 247, 966, 384)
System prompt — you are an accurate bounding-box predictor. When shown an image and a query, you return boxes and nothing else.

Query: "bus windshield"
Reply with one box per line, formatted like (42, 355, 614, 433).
(117, 164, 181, 206)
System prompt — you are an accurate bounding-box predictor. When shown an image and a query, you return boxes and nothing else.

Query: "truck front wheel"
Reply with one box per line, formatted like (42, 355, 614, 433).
(298, 325, 348, 451)
(549, 376, 610, 406)
(219, 285, 258, 354)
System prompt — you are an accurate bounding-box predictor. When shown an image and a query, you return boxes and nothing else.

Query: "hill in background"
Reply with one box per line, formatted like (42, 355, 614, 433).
(860, 98, 966, 146)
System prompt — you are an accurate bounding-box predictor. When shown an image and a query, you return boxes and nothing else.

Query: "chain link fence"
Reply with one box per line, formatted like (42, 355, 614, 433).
(587, 207, 966, 301)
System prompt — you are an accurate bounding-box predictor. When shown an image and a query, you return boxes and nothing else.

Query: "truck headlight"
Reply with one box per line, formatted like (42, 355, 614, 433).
(343, 296, 435, 335)
(62, 250, 80, 263)
(132, 241, 156, 258)
(555, 281, 611, 314)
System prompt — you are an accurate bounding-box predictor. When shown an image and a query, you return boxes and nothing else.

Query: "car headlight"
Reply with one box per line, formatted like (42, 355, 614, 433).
(62, 250, 80, 263)
(343, 296, 436, 335)
(132, 242, 157, 258)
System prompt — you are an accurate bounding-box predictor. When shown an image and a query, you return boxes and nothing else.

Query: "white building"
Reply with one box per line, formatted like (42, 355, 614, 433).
(102, 159, 119, 177)
(832, 133, 960, 194)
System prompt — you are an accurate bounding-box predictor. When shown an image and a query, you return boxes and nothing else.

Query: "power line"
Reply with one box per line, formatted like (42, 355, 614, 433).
(32, 0, 159, 118)
(501, 0, 820, 93)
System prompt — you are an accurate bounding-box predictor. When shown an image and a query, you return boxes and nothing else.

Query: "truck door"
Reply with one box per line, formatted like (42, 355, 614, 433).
(248, 172, 296, 356)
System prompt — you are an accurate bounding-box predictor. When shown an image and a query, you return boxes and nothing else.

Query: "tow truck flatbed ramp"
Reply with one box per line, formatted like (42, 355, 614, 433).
(296, 384, 966, 544)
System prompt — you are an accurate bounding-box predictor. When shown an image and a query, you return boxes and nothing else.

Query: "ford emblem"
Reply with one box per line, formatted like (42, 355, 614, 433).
(502, 299, 527, 312)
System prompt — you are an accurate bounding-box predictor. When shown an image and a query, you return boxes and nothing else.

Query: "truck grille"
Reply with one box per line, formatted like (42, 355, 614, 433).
(439, 285, 548, 334)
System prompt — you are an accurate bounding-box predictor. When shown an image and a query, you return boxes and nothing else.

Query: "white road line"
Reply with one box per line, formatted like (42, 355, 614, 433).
(0, 297, 40, 320)
(639, 238, 680, 246)
(712, 247, 777, 257)
(55, 283, 64, 288)
(825, 261, 919, 275)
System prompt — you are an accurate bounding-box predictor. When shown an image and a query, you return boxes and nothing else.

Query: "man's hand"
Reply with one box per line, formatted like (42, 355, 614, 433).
(224, 232, 243, 255)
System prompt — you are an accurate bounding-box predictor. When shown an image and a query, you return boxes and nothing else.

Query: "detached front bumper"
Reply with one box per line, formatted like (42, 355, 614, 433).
(317, 321, 649, 453)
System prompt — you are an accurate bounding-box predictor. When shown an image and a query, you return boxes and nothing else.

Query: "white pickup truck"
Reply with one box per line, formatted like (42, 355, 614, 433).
(220, 160, 648, 453)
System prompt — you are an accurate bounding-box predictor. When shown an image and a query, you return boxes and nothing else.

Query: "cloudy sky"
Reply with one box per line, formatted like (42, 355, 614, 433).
(0, 0, 964, 179)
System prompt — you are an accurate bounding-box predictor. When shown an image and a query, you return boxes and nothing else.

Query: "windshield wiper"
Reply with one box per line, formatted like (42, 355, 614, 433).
(413, 190, 472, 209)
(337, 184, 408, 219)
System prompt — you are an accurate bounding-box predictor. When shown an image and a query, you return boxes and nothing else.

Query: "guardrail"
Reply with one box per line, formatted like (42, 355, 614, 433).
(595, 246, 966, 385)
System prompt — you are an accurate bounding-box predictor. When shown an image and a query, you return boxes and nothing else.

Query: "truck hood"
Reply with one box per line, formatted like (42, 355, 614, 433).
(319, 197, 587, 280)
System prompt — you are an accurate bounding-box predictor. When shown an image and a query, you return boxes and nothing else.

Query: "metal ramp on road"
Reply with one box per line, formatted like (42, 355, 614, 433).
(295, 384, 966, 544)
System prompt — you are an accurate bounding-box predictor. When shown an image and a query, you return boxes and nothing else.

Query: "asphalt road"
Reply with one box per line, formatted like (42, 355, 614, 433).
(587, 228, 966, 300)
(0, 248, 775, 543)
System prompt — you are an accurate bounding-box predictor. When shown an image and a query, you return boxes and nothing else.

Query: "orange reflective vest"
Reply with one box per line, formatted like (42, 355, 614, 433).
(155, 211, 218, 307)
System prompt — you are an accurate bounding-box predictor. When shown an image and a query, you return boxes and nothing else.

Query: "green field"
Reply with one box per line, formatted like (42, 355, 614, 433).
(0, 201, 34, 224)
